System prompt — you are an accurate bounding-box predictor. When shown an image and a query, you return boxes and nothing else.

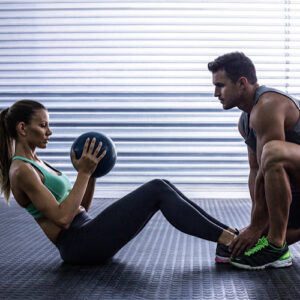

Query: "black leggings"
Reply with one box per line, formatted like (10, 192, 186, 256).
(55, 179, 228, 264)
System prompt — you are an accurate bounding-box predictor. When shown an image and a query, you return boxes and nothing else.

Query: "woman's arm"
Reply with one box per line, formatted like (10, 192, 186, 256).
(16, 138, 105, 229)
(80, 177, 96, 212)
(16, 164, 90, 229)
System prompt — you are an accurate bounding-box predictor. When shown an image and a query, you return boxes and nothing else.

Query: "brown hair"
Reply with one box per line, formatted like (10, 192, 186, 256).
(208, 52, 257, 84)
(0, 100, 46, 202)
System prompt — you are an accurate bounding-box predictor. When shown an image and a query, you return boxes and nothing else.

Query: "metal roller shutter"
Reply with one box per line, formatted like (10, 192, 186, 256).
(0, 0, 299, 198)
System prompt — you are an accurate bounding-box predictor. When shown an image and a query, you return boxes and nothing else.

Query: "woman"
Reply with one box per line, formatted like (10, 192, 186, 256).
(0, 100, 237, 264)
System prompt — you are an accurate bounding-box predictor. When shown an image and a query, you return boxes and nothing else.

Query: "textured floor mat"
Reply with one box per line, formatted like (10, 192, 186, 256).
(1, 198, 300, 300)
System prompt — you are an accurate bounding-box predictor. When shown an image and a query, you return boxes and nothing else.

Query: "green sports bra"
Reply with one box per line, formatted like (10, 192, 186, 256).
(12, 156, 72, 219)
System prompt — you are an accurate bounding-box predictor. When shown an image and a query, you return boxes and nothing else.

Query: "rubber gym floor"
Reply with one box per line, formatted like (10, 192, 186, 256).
(1, 198, 300, 300)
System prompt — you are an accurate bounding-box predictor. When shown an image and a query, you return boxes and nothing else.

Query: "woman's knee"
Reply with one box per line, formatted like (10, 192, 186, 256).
(141, 178, 171, 195)
(261, 140, 287, 173)
(146, 178, 168, 189)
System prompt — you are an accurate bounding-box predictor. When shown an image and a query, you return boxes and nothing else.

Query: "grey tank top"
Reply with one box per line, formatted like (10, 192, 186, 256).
(239, 85, 300, 153)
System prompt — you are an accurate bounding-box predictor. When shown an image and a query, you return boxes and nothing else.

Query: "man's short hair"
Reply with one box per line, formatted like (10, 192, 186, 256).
(208, 52, 257, 84)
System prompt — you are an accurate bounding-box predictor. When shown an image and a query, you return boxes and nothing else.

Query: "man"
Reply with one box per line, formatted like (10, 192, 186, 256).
(208, 52, 300, 270)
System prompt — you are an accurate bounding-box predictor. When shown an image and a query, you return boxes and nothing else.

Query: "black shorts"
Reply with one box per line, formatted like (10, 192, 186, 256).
(289, 186, 300, 228)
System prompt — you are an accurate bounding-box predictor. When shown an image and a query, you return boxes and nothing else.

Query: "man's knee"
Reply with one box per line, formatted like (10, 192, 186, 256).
(261, 140, 286, 173)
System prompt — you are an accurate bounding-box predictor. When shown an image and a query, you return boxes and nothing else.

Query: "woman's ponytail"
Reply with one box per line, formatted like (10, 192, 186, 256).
(0, 108, 13, 202)
(0, 100, 46, 203)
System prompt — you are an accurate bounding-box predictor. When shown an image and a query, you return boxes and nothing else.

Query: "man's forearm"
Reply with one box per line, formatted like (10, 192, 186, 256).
(248, 167, 257, 219)
(249, 169, 269, 232)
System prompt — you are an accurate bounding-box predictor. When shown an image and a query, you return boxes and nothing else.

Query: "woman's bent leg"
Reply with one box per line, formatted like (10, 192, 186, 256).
(161, 179, 229, 230)
(63, 179, 226, 264)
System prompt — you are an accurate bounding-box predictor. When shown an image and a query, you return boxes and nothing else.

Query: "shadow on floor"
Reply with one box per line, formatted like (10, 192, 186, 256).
(1, 198, 300, 299)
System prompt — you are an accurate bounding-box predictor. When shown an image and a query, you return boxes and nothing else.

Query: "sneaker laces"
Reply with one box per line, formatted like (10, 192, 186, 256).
(245, 237, 268, 256)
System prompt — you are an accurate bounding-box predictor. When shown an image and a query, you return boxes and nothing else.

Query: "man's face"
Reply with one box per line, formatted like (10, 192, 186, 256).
(212, 69, 242, 110)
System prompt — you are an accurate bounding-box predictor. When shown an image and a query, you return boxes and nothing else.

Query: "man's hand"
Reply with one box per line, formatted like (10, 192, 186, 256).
(229, 226, 262, 257)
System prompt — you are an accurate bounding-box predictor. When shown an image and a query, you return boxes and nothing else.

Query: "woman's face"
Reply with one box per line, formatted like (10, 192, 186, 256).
(25, 109, 52, 149)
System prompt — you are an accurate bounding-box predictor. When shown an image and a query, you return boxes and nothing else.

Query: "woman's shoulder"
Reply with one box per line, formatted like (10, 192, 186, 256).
(11, 158, 32, 175)
(10, 159, 42, 189)
(9, 160, 39, 207)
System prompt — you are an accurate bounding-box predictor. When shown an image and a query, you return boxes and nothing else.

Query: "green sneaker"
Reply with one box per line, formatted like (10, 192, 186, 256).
(229, 237, 292, 270)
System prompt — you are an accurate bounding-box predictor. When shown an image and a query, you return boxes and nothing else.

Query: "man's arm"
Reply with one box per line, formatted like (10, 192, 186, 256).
(236, 115, 259, 211)
(252, 96, 286, 164)
(230, 96, 288, 256)
(229, 121, 268, 256)
(247, 147, 258, 211)
(248, 149, 269, 233)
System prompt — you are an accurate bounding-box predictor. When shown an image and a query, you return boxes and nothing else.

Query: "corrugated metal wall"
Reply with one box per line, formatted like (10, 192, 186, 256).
(1, 1, 299, 198)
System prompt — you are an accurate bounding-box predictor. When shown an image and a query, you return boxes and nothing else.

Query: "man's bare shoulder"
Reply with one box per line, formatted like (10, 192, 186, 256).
(257, 92, 296, 111)
(251, 91, 298, 126)
(252, 92, 289, 118)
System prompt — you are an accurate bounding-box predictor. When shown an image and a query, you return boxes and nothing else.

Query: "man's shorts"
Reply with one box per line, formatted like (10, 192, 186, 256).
(289, 186, 300, 228)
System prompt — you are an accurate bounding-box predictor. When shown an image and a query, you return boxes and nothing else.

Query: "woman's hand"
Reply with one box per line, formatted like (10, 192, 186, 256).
(71, 137, 106, 176)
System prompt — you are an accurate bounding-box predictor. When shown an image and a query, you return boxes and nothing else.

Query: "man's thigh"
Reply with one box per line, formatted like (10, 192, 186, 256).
(269, 141, 300, 228)
(277, 141, 300, 183)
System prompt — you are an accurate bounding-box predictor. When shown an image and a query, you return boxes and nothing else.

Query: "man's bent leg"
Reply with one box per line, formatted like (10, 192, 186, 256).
(229, 141, 300, 270)
(287, 186, 300, 245)
(286, 227, 300, 245)
(261, 141, 297, 247)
